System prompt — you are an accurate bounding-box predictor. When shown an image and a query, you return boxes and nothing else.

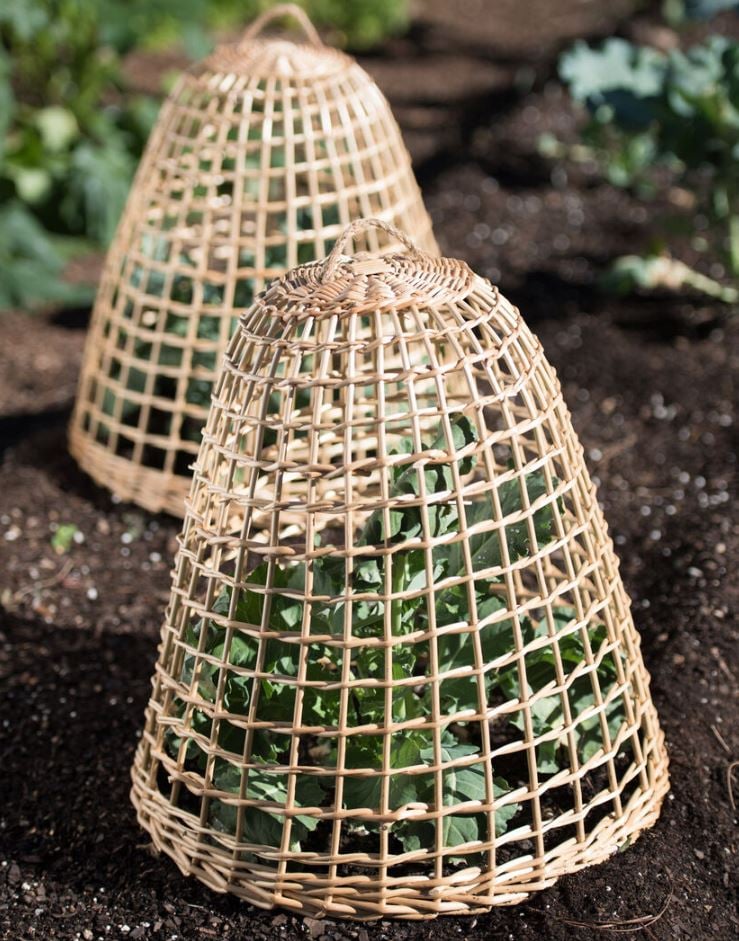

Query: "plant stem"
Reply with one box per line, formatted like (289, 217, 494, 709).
(390, 556, 404, 637)
(679, 263, 739, 305)
(619, 255, 739, 305)
(729, 214, 739, 278)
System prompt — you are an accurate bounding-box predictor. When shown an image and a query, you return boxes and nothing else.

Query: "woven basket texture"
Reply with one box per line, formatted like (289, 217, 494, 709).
(131, 219, 669, 920)
(69, 6, 437, 517)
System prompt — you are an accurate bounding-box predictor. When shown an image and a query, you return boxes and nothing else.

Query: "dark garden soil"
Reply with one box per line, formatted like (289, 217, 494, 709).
(1, 1, 737, 939)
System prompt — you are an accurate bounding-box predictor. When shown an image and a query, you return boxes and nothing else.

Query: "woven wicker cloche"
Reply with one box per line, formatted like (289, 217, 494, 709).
(131, 220, 669, 920)
(69, 5, 437, 517)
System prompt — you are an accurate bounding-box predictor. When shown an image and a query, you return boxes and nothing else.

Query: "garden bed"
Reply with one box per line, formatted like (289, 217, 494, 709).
(0, 1, 737, 938)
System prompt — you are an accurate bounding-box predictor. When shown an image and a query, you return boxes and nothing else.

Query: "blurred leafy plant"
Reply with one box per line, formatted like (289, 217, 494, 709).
(138, 0, 410, 56)
(602, 254, 738, 304)
(662, 0, 739, 24)
(101, 0, 410, 57)
(0, 1, 161, 310)
(51, 521, 79, 554)
(306, 0, 409, 50)
(0, 201, 96, 309)
(555, 35, 739, 302)
(0, 0, 409, 311)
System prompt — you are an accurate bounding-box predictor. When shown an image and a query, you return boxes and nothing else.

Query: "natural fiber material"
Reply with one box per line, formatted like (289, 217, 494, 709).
(131, 220, 669, 920)
(69, 6, 437, 517)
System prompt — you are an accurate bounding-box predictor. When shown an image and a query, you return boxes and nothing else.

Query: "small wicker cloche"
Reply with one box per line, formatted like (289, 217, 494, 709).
(69, 5, 437, 517)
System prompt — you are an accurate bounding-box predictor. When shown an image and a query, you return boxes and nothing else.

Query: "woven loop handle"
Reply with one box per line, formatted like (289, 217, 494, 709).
(241, 4, 323, 46)
(322, 219, 423, 281)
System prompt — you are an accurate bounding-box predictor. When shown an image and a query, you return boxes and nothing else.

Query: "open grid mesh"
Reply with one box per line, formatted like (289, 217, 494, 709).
(130, 221, 669, 920)
(69, 6, 437, 517)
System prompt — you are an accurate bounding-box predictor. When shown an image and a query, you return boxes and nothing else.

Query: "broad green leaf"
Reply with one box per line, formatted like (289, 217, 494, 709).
(238, 563, 306, 631)
(442, 470, 560, 580)
(496, 470, 560, 562)
(211, 762, 323, 848)
(560, 38, 666, 128)
(342, 733, 428, 811)
(0, 3, 49, 40)
(0, 202, 95, 311)
(361, 416, 477, 546)
(442, 813, 479, 850)
(496, 612, 625, 772)
(223, 672, 250, 713)
(63, 138, 135, 245)
(394, 748, 518, 853)
(492, 778, 519, 836)
(681, 0, 739, 18)
(435, 595, 514, 714)
(0, 48, 14, 162)
(35, 106, 79, 152)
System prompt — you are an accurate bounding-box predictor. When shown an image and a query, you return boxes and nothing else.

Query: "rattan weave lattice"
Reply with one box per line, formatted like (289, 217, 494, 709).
(131, 220, 669, 920)
(69, 5, 437, 517)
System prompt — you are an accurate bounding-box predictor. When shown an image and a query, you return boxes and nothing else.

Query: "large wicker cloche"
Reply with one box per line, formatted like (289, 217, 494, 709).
(131, 220, 668, 920)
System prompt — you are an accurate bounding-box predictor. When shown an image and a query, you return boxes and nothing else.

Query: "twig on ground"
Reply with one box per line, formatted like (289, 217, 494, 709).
(546, 886, 672, 933)
(11, 557, 75, 602)
(711, 724, 730, 754)
(727, 760, 739, 812)
(597, 434, 639, 470)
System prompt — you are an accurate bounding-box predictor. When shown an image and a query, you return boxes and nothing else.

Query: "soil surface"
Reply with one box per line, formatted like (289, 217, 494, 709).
(1, 2, 737, 940)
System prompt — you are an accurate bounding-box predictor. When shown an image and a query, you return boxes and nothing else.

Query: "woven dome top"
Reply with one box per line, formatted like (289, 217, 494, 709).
(205, 35, 351, 80)
(260, 221, 476, 317)
(203, 4, 350, 79)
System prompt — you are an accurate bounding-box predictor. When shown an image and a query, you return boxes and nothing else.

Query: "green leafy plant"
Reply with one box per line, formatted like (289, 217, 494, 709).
(556, 35, 739, 302)
(0, 201, 95, 309)
(108, 0, 410, 56)
(663, 0, 739, 25)
(0, 1, 160, 309)
(51, 521, 79, 554)
(99, 146, 340, 449)
(305, 0, 409, 50)
(0, 0, 409, 312)
(602, 253, 738, 304)
(168, 417, 626, 858)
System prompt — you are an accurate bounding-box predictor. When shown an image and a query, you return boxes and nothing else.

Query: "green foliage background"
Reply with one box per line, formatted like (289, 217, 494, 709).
(0, 0, 409, 311)
(555, 31, 739, 300)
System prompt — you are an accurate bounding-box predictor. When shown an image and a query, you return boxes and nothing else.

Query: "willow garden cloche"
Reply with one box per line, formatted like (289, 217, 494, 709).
(69, 5, 437, 516)
(130, 219, 669, 920)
